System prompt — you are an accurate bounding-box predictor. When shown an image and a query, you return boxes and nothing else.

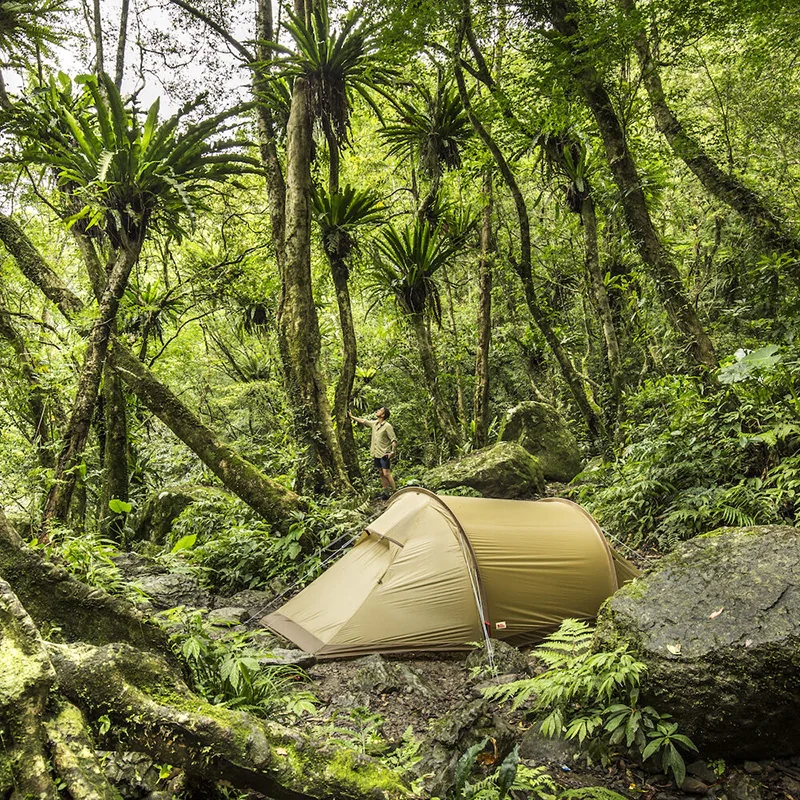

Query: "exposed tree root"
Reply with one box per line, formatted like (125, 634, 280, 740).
(0, 511, 406, 799)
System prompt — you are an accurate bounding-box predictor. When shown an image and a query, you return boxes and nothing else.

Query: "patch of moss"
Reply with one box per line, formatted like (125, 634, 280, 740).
(326, 748, 407, 797)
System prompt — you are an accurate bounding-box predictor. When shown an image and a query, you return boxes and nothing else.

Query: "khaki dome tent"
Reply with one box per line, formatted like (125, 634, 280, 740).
(265, 487, 638, 658)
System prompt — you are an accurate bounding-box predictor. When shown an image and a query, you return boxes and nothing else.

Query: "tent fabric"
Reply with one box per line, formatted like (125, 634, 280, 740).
(265, 487, 638, 658)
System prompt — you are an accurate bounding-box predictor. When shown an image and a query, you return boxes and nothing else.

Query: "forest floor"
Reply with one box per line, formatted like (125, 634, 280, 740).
(301, 650, 800, 800)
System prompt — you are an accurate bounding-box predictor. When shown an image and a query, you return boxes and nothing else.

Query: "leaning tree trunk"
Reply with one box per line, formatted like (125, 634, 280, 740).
(0, 512, 406, 799)
(619, 0, 800, 257)
(278, 74, 350, 495)
(42, 239, 143, 530)
(408, 311, 463, 452)
(473, 168, 494, 449)
(0, 213, 302, 527)
(547, 0, 715, 370)
(453, 43, 608, 445)
(111, 343, 302, 523)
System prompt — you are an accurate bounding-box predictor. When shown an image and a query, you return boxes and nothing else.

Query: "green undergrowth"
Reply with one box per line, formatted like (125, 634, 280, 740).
(154, 607, 317, 721)
(577, 344, 800, 551)
(168, 495, 363, 594)
(484, 620, 697, 787)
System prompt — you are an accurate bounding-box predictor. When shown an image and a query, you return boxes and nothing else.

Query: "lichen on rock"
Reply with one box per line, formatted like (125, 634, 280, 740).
(594, 524, 800, 758)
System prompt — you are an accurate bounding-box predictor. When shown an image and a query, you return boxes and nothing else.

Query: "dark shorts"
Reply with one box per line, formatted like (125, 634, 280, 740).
(373, 456, 391, 470)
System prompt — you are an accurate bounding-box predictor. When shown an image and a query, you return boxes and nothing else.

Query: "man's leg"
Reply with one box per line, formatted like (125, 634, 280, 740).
(382, 468, 395, 491)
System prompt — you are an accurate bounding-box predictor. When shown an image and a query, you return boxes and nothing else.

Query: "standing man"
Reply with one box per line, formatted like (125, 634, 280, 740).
(349, 406, 397, 499)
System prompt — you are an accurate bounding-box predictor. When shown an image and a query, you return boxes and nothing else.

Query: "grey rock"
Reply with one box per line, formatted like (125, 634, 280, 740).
(595, 525, 800, 759)
(134, 572, 211, 611)
(424, 441, 545, 499)
(208, 606, 249, 625)
(681, 776, 711, 795)
(258, 648, 317, 668)
(499, 401, 583, 482)
(465, 639, 531, 678)
(688, 760, 720, 784)
(725, 772, 764, 800)
(518, 729, 580, 763)
(415, 698, 516, 797)
(111, 552, 168, 580)
(350, 654, 434, 698)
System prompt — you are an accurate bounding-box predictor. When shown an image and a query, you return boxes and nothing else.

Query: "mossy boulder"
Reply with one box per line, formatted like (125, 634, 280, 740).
(424, 442, 544, 499)
(132, 485, 233, 545)
(595, 525, 800, 759)
(499, 401, 582, 482)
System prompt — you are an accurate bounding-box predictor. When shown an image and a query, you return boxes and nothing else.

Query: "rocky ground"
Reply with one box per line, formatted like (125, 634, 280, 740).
(109, 545, 800, 799)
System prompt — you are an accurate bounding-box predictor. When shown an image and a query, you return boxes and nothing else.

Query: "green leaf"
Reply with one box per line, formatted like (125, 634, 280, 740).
(171, 534, 197, 553)
(108, 498, 132, 514)
(496, 745, 519, 799)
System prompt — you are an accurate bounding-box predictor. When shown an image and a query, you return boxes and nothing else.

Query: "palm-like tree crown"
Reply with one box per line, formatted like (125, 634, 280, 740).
(7, 72, 261, 245)
(381, 79, 472, 179)
(0, 0, 65, 63)
(312, 183, 383, 260)
(371, 219, 467, 323)
(272, 0, 397, 143)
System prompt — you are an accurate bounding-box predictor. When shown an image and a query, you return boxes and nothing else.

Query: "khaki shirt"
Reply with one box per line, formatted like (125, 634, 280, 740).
(365, 419, 397, 457)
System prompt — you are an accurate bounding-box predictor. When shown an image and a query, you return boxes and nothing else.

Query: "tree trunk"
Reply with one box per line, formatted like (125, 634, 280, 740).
(279, 74, 350, 494)
(453, 42, 608, 445)
(0, 302, 54, 468)
(42, 240, 143, 529)
(408, 311, 463, 452)
(619, 0, 800, 256)
(92, 0, 105, 75)
(0, 215, 302, 527)
(581, 195, 624, 401)
(547, 0, 715, 370)
(114, 0, 130, 88)
(321, 121, 360, 480)
(330, 256, 362, 480)
(473, 168, 493, 449)
(100, 357, 129, 539)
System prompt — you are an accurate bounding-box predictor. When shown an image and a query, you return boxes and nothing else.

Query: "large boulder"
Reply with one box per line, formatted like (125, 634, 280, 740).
(595, 525, 800, 759)
(424, 442, 544, 499)
(499, 401, 582, 482)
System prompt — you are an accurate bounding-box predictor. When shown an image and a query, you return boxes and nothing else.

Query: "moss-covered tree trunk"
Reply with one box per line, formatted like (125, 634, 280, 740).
(619, 0, 800, 257)
(111, 343, 302, 523)
(277, 69, 350, 495)
(546, 0, 715, 370)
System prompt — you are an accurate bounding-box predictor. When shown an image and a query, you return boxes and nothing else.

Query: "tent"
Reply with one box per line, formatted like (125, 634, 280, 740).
(265, 487, 638, 658)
